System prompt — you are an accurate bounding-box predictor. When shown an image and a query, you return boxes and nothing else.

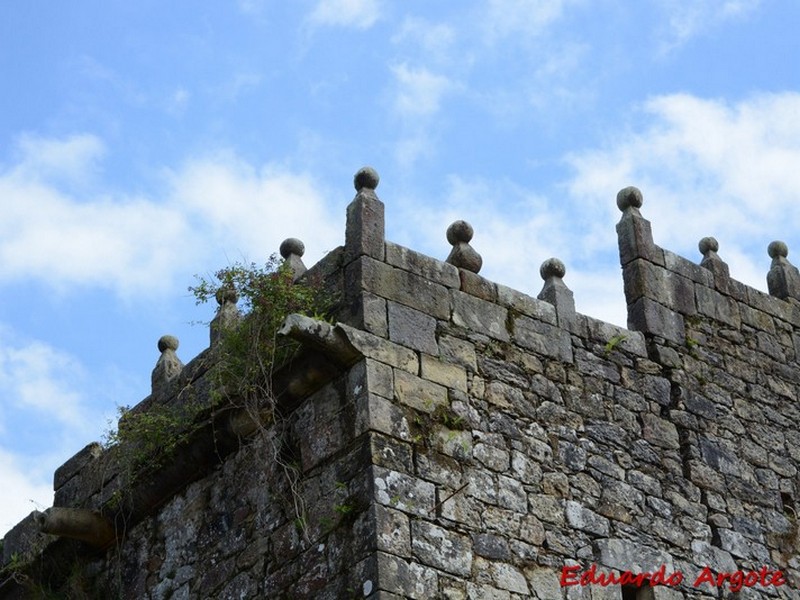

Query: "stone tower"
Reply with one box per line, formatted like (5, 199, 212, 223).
(2, 168, 799, 599)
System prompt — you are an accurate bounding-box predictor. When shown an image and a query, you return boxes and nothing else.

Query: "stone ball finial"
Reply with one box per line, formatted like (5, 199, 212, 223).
(616, 186, 643, 212)
(354, 167, 380, 192)
(540, 258, 566, 280)
(768, 240, 789, 260)
(280, 238, 305, 259)
(445, 220, 482, 273)
(158, 335, 179, 353)
(446, 220, 474, 245)
(699, 237, 719, 255)
(215, 285, 238, 306)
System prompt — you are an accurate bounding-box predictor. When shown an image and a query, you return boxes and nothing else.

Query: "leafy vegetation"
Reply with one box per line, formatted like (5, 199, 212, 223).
(190, 255, 330, 406)
(100, 255, 331, 529)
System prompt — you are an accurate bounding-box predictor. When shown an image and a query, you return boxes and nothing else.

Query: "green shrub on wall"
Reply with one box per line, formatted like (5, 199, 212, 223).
(190, 255, 331, 406)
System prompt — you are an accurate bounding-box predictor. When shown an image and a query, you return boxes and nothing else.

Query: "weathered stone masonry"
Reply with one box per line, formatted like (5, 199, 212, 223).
(2, 168, 800, 599)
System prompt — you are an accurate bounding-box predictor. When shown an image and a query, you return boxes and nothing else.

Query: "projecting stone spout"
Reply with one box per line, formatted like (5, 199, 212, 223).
(278, 314, 360, 366)
(33, 507, 115, 548)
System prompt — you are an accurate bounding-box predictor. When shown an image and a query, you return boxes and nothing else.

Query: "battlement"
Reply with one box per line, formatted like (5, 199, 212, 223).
(2, 168, 799, 599)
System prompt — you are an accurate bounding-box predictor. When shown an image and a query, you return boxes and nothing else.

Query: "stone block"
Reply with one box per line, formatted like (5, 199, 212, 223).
(641, 413, 680, 450)
(626, 297, 685, 344)
(369, 433, 414, 472)
(595, 538, 675, 573)
(746, 286, 791, 322)
(756, 330, 786, 361)
(354, 393, 412, 442)
(695, 285, 740, 327)
(354, 292, 389, 337)
(623, 259, 696, 315)
(459, 269, 497, 302)
(574, 352, 620, 383)
(474, 443, 510, 472)
(387, 301, 438, 354)
(374, 504, 411, 557)
(346, 256, 450, 319)
(686, 460, 726, 493)
(642, 374, 670, 406)
(488, 562, 529, 595)
(664, 249, 714, 285)
(698, 437, 742, 476)
(497, 475, 527, 513)
(372, 466, 435, 517)
(375, 552, 439, 599)
(438, 335, 477, 371)
(616, 212, 664, 266)
(294, 384, 345, 471)
(465, 582, 511, 600)
(432, 429, 472, 461)
(523, 568, 562, 600)
(473, 533, 511, 561)
(338, 324, 418, 373)
(54, 442, 104, 491)
(740, 304, 776, 333)
(348, 358, 394, 401)
(1, 512, 50, 566)
(585, 318, 647, 357)
(528, 494, 564, 525)
(497, 284, 557, 325)
(451, 290, 510, 341)
(420, 354, 468, 392)
(345, 192, 385, 264)
(688, 540, 737, 573)
(385, 241, 460, 288)
(54, 456, 110, 508)
(440, 489, 483, 529)
(510, 450, 543, 485)
(394, 369, 448, 413)
(513, 316, 573, 363)
(411, 520, 472, 576)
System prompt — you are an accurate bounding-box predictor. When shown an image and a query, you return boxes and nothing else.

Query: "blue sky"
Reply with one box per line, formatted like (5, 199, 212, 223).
(1, 0, 799, 535)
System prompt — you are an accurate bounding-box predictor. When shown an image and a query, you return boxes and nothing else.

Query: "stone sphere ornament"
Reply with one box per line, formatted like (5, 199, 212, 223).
(354, 166, 380, 191)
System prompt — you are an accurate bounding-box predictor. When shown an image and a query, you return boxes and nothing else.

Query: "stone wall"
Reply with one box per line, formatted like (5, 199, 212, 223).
(2, 168, 799, 599)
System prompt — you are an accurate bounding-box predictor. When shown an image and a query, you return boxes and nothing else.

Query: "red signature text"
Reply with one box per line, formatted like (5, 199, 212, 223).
(561, 564, 786, 592)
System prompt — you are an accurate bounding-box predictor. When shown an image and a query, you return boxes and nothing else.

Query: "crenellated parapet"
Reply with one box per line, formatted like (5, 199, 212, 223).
(3, 168, 800, 599)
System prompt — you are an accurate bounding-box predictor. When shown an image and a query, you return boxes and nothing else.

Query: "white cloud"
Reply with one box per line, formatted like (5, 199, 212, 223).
(0, 176, 192, 296)
(168, 87, 190, 115)
(0, 331, 97, 537)
(0, 135, 342, 298)
(393, 91, 800, 329)
(567, 91, 800, 290)
(166, 153, 343, 259)
(393, 174, 573, 305)
(0, 334, 88, 430)
(391, 63, 457, 118)
(9, 134, 105, 186)
(391, 17, 457, 64)
(482, 0, 576, 40)
(215, 72, 263, 102)
(238, 0, 267, 16)
(309, 0, 381, 29)
(387, 64, 459, 166)
(656, 0, 763, 51)
(0, 450, 53, 537)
